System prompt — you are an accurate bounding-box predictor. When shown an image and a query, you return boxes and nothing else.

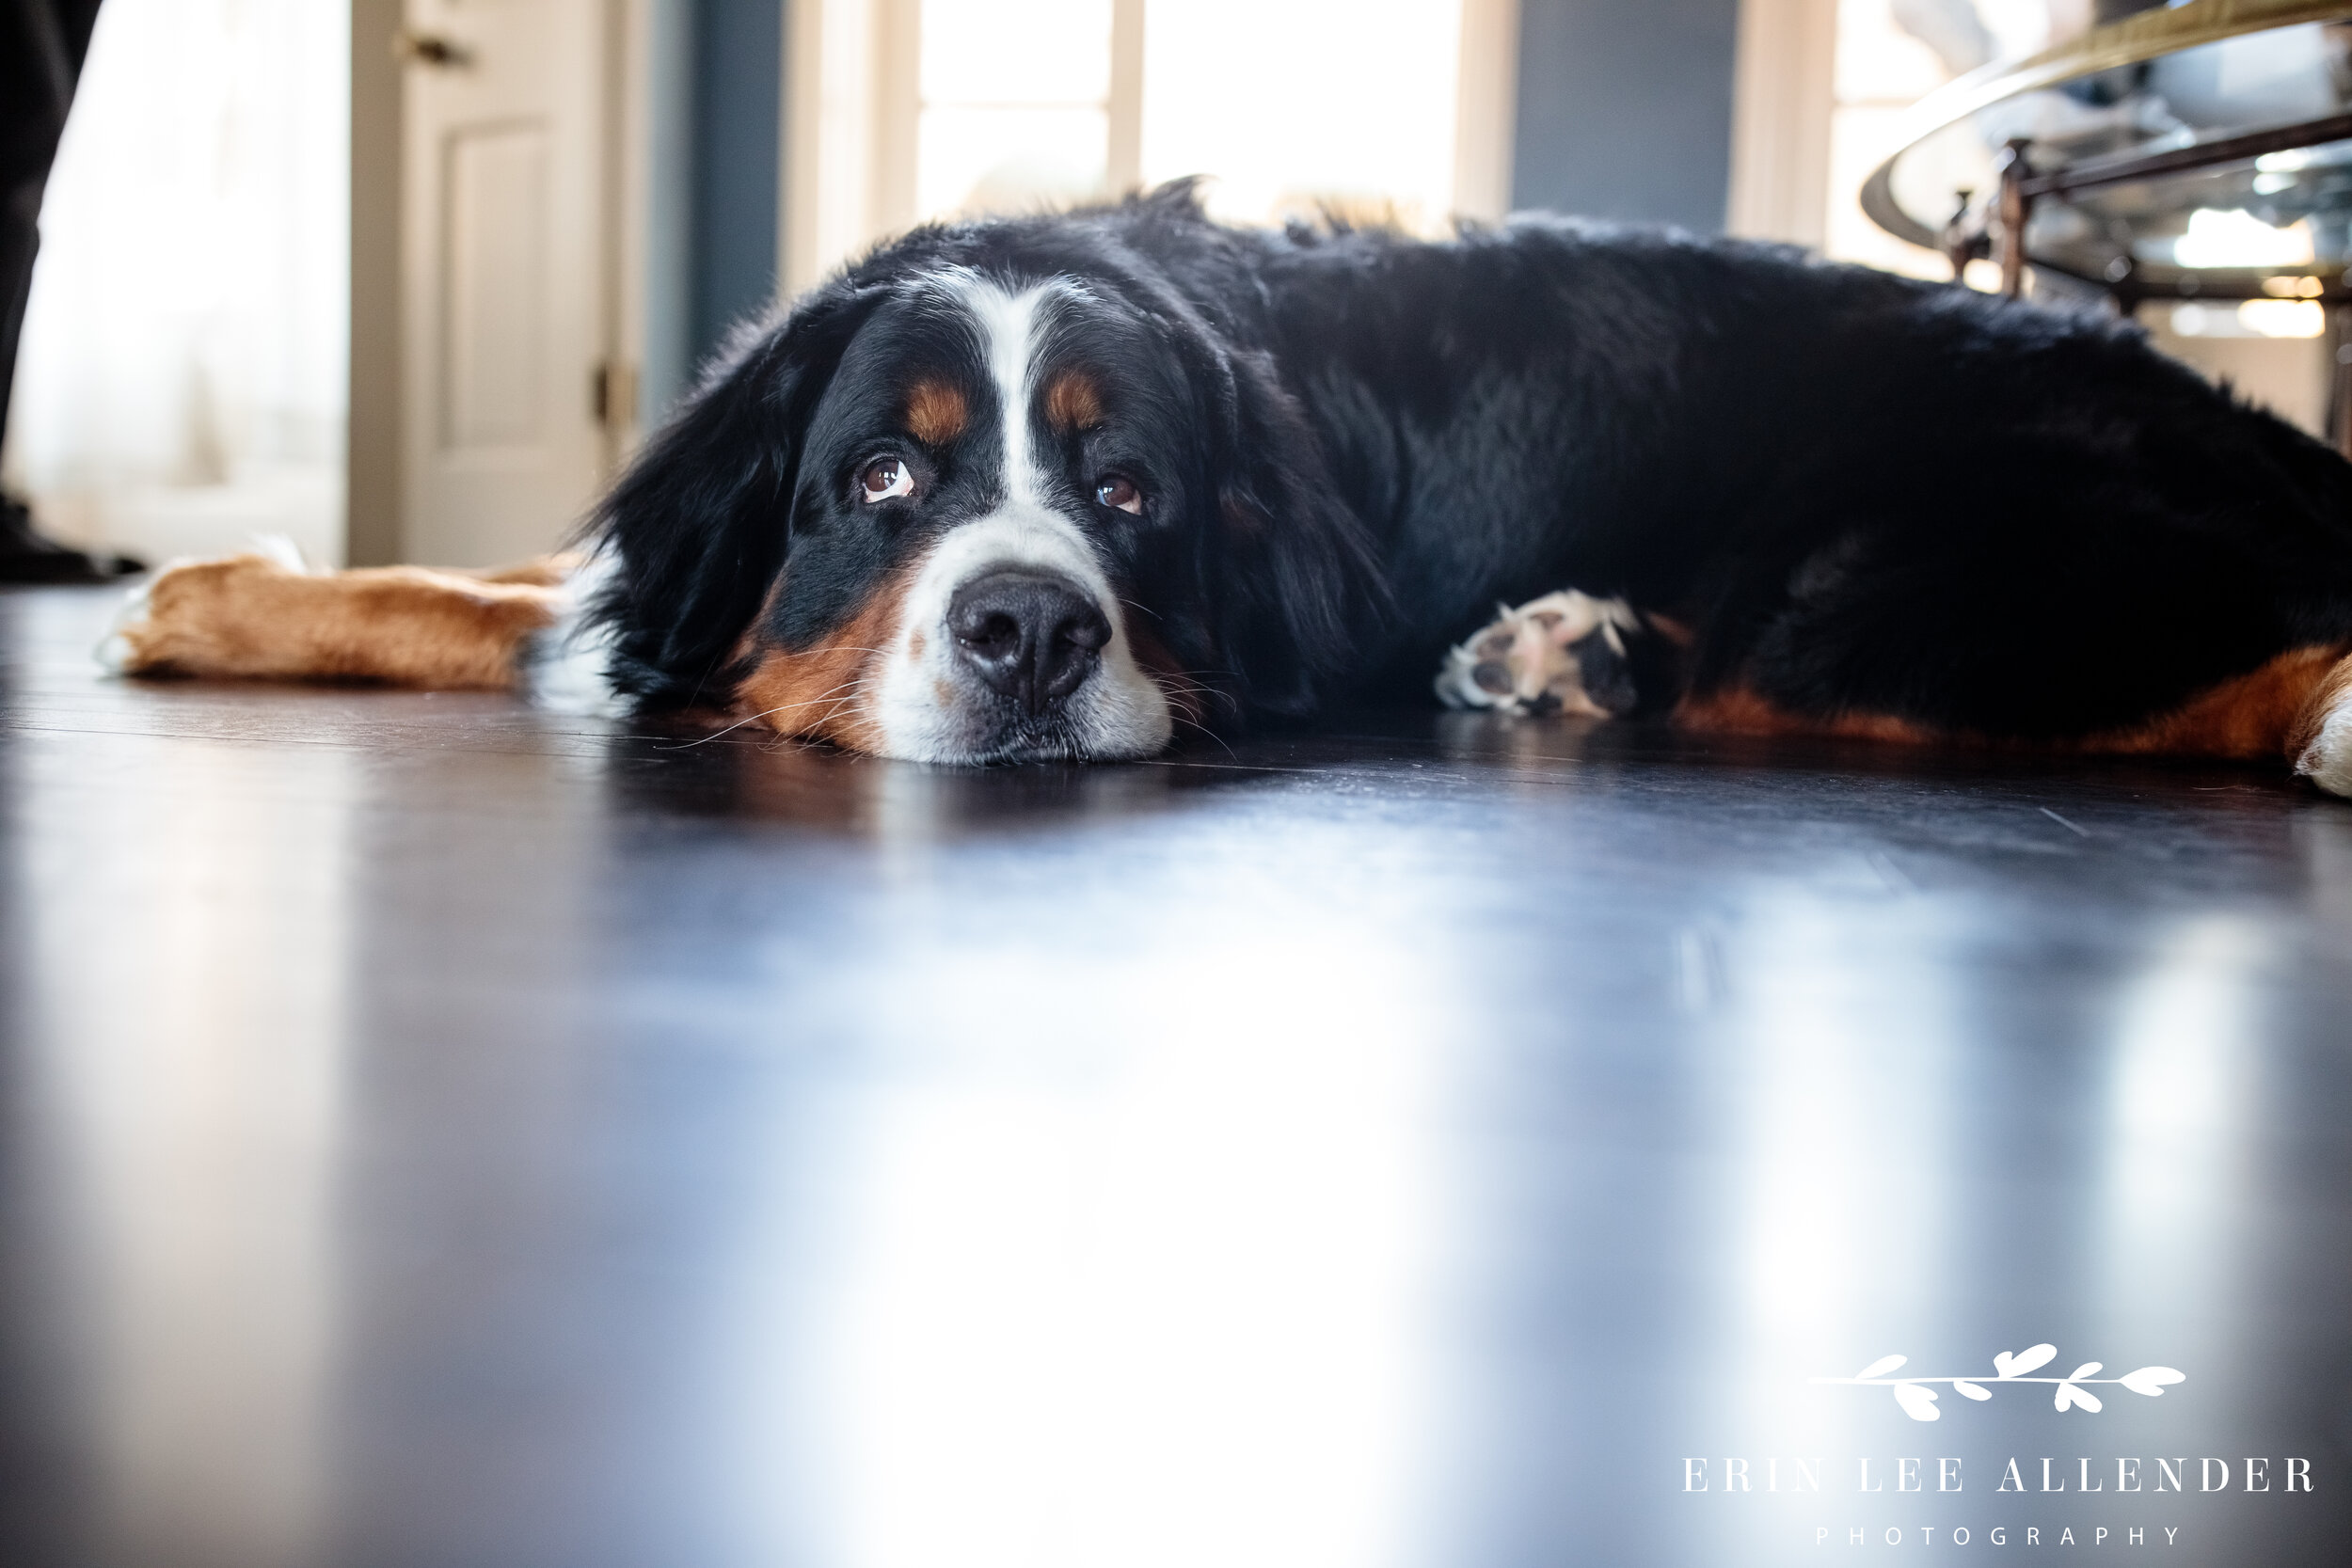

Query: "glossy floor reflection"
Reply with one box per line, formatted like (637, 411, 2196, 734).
(3, 584, 2350, 1568)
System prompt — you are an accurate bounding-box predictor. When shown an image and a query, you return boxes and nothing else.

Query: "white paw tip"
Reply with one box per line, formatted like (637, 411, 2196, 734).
(93, 631, 135, 674)
(92, 580, 155, 674)
(2296, 744, 2352, 798)
(2295, 704, 2352, 798)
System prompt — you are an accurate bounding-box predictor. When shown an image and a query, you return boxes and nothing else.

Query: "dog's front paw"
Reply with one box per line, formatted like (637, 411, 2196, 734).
(1435, 590, 1646, 717)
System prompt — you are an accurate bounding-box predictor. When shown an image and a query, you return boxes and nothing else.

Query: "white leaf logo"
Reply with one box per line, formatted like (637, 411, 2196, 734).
(1815, 1344, 2182, 1419)
(2055, 1382, 2103, 1413)
(1893, 1383, 1942, 1422)
(2120, 1367, 2185, 1397)
(1993, 1344, 2058, 1378)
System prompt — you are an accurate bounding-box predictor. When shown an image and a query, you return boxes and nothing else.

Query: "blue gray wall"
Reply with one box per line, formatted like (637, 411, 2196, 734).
(1510, 0, 1741, 231)
(691, 0, 782, 358)
(643, 0, 781, 422)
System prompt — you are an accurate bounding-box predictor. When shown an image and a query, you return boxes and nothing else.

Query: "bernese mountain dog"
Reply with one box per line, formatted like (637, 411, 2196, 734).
(103, 182, 2352, 795)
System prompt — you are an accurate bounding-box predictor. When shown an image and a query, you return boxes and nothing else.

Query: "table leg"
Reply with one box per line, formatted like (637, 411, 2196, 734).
(1994, 138, 2035, 298)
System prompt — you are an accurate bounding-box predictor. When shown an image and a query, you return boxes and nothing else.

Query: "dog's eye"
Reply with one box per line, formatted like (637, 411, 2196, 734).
(860, 456, 914, 502)
(1094, 472, 1143, 515)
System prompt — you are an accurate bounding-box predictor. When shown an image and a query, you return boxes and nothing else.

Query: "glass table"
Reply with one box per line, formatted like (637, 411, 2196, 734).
(1864, 0, 2352, 402)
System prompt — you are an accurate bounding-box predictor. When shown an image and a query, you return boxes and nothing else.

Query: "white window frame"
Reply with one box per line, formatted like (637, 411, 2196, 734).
(1454, 0, 1520, 223)
(1725, 0, 1839, 248)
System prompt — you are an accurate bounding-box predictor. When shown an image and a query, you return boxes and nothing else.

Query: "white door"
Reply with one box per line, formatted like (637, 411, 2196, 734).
(398, 0, 617, 567)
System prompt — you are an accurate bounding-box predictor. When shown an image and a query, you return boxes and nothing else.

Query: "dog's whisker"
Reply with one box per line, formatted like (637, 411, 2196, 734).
(657, 674, 876, 749)
(1167, 713, 1237, 760)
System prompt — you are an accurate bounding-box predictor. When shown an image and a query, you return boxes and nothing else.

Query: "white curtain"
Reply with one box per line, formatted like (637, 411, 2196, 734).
(0, 0, 348, 566)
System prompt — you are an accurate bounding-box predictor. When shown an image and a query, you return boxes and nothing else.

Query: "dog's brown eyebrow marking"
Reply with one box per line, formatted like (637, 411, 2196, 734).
(1044, 369, 1104, 433)
(905, 378, 968, 445)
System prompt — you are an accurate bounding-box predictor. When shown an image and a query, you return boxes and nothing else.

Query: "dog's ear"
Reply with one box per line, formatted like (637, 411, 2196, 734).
(585, 285, 882, 703)
(1193, 344, 1390, 720)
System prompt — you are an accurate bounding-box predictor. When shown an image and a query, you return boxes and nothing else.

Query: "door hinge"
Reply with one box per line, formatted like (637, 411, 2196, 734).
(592, 359, 638, 433)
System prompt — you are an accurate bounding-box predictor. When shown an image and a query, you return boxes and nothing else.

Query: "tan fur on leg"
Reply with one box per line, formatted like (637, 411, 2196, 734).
(109, 553, 562, 689)
(461, 554, 579, 589)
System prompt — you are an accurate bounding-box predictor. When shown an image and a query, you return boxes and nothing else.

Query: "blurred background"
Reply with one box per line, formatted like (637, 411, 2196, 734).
(0, 0, 2326, 572)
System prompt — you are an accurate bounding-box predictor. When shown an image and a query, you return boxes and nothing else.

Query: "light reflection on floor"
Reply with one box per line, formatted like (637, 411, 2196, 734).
(723, 856, 1460, 1568)
(17, 736, 350, 1568)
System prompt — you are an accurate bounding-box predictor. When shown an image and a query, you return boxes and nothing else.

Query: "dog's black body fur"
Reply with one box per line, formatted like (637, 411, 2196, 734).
(593, 182, 2352, 744)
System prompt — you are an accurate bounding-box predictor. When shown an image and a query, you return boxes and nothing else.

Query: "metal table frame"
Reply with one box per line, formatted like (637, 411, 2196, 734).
(1862, 0, 2352, 451)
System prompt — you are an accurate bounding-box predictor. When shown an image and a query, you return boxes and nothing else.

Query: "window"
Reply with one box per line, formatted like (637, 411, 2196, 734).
(916, 0, 1131, 219)
(0, 0, 348, 566)
(785, 0, 1515, 293)
(1140, 0, 1471, 231)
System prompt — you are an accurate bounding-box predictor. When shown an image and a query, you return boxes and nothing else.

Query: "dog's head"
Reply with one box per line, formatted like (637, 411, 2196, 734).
(589, 192, 1382, 763)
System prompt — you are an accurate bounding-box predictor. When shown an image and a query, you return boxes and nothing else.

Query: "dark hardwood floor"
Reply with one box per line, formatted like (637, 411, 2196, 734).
(3, 581, 2349, 1568)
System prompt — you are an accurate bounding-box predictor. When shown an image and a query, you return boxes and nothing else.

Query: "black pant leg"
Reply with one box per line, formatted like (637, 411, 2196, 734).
(0, 0, 104, 445)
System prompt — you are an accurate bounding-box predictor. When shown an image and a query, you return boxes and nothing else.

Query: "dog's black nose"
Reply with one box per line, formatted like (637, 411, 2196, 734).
(946, 570, 1110, 714)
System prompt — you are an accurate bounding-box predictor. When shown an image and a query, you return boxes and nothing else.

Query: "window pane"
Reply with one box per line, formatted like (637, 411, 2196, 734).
(917, 106, 1110, 218)
(1139, 0, 1463, 229)
(922, 0, 1113, 106)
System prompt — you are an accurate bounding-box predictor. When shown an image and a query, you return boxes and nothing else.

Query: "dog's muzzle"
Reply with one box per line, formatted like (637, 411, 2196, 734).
(868, 511, 1174, 763)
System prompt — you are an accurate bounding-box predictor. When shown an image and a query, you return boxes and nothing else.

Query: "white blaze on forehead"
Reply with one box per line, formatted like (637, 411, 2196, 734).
(861, 276, 1173, 764)
(965, 276, 1056, 507)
